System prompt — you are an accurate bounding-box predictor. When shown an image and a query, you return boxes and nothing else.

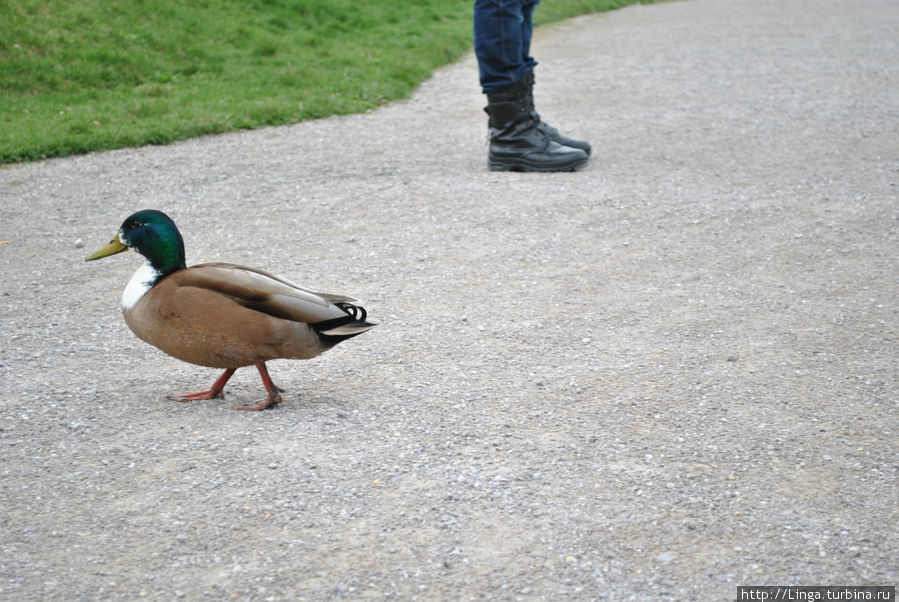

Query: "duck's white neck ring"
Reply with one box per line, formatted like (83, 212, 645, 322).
(122, 262, 162, 310)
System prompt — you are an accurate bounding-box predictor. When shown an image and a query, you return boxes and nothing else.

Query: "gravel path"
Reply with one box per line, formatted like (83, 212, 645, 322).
(2, 0, 897, 599)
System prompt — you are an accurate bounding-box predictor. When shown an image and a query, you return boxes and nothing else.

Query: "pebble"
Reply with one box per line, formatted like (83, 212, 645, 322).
(656, 553, 677, 565)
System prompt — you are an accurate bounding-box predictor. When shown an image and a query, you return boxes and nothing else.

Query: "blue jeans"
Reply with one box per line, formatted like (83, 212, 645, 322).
(474, 0, 539, 93)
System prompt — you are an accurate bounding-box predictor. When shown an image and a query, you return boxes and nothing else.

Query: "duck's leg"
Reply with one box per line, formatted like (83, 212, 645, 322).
(168, 368, 236, 402)
(234, 360, 284, 411)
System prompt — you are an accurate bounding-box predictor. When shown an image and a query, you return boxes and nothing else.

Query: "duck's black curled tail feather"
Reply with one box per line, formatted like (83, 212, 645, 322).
(313, 302, 378, 346)
(335, 302, 367, 323)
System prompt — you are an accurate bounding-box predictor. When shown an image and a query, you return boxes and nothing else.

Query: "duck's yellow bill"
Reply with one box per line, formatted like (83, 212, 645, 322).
(85, 235, 127, 261)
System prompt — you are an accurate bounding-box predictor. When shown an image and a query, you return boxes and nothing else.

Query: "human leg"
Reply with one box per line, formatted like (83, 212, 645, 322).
(474, 0, 537, 93)
(474, 0, 588, 171)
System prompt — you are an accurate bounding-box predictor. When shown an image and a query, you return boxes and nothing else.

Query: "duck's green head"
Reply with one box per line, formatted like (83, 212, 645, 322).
(85, 209, 186, 275)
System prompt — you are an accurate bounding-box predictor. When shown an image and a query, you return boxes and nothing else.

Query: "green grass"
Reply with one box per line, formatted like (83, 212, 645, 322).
(1, 0, 643, 163)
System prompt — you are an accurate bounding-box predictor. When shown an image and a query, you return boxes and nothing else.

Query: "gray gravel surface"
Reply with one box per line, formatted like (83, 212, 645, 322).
(2, 0, 897, 599)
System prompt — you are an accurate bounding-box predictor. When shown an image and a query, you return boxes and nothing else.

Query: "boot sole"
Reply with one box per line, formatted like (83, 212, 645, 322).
(489, 155, 588, 172)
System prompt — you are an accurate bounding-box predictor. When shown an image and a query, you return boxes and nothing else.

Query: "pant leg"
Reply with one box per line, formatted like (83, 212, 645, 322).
(474, 0, 539, 93)
(519, 0, 537, 71)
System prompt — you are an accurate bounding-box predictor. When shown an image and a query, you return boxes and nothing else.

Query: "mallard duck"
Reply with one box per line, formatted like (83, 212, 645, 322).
(86, 209, 377, 411)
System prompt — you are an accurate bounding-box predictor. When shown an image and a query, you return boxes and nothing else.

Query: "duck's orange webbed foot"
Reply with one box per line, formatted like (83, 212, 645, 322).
(168, 390, 224, 402)
(234, 388, 284, 412)
(233, 360, 284, 411)
(167, 368, 235, 403)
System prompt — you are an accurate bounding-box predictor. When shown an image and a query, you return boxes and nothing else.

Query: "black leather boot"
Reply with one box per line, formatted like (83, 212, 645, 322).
(485, 78, 588, 172)
(524, 71, 592, 156)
